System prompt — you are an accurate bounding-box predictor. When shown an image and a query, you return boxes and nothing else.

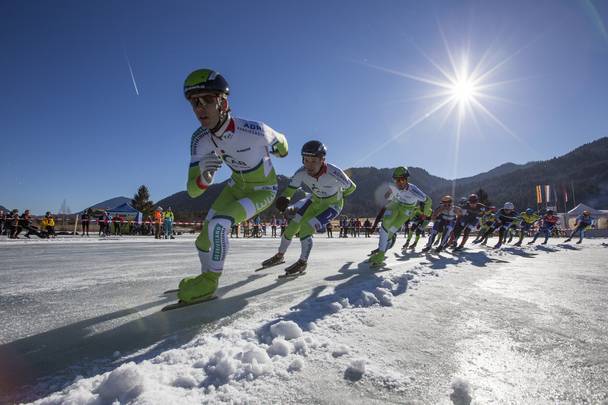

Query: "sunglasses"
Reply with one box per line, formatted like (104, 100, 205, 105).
(188, 94, 218, 108)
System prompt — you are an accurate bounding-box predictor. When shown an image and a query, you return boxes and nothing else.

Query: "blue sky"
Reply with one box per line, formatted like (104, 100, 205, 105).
(1, 0, 607, 214)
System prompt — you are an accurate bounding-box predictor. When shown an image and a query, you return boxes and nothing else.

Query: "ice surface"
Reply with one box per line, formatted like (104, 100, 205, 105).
(1, 235, 607, 404)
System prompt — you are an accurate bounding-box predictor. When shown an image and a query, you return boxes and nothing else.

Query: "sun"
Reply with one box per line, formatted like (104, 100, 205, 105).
(450, 76, 477, 104)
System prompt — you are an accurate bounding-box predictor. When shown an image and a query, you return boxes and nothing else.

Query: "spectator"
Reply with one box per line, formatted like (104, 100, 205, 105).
(354, 218, 362, 237)
(81, 208, 91, 237)
(164, 207, 175, 239)
(8, 209, 21, 238)
(145, 215, 153, 235)
(231, 222, 239, 238)
(326, 221, 333, 238)
(40, 211, 56, 238)
(270, 215, 277, 237)
(280, 217, 287, 236)
(20, 209, 32, 238)
(252, 215, 261, 238)
(363, 218, 372, 237)
(113, 214, 122, 236)
(0, 210, 5, 236)
(154, 207, 163, 239)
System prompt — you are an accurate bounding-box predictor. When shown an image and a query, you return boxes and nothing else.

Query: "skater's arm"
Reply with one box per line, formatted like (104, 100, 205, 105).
(187, 151, 222, 198)
(261, 122, 288, 157)
(371, 207, 386, 231)
(340, 171, 356, 197)
(431, 205, 444, 221)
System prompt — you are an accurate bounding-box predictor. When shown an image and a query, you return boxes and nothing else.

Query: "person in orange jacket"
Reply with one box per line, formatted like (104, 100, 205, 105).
(154, 207, 163, 239)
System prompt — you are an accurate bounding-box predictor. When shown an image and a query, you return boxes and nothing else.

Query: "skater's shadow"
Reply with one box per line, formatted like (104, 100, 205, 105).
(458, 250, 510, 266)
(321, 261, 357, 282)
(258, 260, 409, 342)
(0, 273, 274, 403)
(501, 247, 538, 258)
(422, 253, 463, 270)
(556, 244, 580, 251)
(534, 245, 559, 253)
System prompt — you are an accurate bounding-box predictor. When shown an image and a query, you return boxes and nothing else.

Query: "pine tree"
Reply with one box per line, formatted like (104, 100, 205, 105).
(477, 188, 491, 206)
(132, 185, 154, 216)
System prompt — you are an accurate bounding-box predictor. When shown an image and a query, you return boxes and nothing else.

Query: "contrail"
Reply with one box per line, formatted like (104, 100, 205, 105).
(124, 50, 139, 96)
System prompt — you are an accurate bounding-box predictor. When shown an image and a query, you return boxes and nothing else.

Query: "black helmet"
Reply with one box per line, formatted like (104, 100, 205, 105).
(468, 193, 479, 203)
(184, 69, 230, 98)
(301, 140, 327, 157)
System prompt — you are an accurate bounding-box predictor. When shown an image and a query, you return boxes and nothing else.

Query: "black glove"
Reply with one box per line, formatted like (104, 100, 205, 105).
(276, 196, 290, 212)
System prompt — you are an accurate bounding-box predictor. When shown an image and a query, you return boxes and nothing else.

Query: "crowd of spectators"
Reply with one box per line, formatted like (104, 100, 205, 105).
(0, 209, 56, 239)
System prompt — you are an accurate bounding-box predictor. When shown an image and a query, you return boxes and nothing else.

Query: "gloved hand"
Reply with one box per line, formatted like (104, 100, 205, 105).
(276, 196, 290, 212)
(199, 152, 222, 174)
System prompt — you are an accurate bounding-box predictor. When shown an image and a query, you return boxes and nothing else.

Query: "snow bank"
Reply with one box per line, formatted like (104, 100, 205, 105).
(29, 266, 418, 404)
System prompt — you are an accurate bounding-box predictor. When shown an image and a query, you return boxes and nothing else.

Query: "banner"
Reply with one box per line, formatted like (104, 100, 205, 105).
(536, 185, 542, 204)
(545, 185, 551, 203)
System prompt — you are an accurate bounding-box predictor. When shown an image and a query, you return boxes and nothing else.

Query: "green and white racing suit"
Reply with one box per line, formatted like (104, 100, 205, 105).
(188, 115, 288, 274)
(278, 163, 356, 261)
(377, 183, 432, 253)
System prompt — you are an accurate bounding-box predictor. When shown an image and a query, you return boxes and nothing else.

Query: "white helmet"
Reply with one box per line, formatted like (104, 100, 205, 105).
(504, 202, 514, 210)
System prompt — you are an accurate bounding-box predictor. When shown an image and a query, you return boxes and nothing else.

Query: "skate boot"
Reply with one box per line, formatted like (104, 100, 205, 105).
(402, 242, 409, 250)
(284, 259, 307, 275)
(177, 272, 220, 303)
(564, 238, 571, 243)
(408, 242, 418, 250)
(576, 240, 582, 244)
(369, 251, 386, 267)
(494, 242, 502, 249)
(434, 244, 444, 253)
(421, 245, 432, 253)
(368, 248, 379, 257)
(262, 253, 285, 268)
(513, 241, 522, 247)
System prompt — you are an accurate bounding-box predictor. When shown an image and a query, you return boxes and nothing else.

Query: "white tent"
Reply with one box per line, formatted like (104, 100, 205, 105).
(565, 203, 608, 230)
(567, 203, 604, 216)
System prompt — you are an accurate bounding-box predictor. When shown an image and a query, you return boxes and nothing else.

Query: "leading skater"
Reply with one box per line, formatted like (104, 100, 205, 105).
(177, 68, 289, 304)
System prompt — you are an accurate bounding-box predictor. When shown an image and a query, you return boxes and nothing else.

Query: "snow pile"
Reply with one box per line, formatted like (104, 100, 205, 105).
(331, 344, 350, 358)
(269, 320, 303, 340)
(344, 358, 367, 381)
(95, 363, 146, 403)
(450, 377, 473, 405)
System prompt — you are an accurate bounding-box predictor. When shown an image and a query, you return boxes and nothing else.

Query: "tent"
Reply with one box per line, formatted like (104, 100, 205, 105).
(565, 203, 608, 229)
(107, 203, 143, 224)
(567, 203, 604, 216)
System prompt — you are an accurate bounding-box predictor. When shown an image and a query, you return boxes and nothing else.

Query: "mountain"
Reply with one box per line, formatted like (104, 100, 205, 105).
(430, 137, 608, 210)
(84, 196, 131, 212)
(155, 137, 608, 219)
(0, 205, 8, 212)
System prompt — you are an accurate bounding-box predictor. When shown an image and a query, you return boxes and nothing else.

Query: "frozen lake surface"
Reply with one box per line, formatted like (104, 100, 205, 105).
(1, 235, 607, 404)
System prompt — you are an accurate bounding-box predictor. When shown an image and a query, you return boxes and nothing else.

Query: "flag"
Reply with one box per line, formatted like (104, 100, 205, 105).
(536, 185, 542, 204)
(553, 188, 558, 208)
(545, 185, 551, 203)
